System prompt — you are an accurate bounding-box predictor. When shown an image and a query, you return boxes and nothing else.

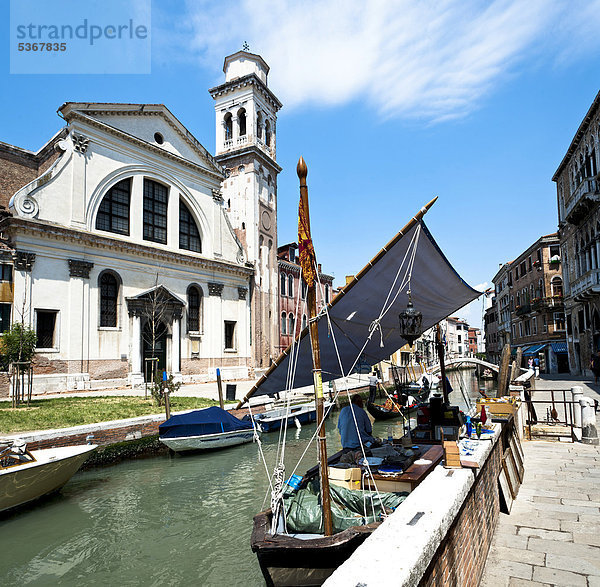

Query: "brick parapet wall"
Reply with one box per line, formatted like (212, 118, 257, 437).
(419, 436, 502, 587)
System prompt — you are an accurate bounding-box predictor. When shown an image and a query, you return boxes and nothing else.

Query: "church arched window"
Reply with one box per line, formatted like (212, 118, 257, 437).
(96, 178, 131, 236)
(224, 113, 233, 141)
(99, 271, 120, 327)
(179, 200, 202, 253)
(265, 120, 272, 146)
(187, 285, 203, 332)
(257, 112, 263, 140)
(238, 108, 246, 136)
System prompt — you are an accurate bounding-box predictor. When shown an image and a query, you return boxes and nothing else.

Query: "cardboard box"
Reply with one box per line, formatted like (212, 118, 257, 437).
(476, 398, 519, 418)
(328, 467, 361, 482)
(329, 478, 362, 491)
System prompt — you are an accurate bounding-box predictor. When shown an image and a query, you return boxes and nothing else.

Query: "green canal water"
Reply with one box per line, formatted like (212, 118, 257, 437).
(0, 369, 496, 586)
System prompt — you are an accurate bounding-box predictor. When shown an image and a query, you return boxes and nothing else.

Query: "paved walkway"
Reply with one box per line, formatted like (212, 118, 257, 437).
(481, 440, 600, 586)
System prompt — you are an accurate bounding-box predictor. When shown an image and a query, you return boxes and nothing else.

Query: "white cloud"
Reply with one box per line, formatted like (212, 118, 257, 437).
(173, 0, 600, 121)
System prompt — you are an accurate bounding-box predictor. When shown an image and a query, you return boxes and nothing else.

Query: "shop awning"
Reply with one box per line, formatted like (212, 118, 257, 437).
(551, 341, 568, 354)
(523, 344, 547, 356)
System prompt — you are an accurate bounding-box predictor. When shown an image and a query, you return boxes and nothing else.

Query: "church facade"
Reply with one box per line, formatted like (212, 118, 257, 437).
(0, 50, 281, 390)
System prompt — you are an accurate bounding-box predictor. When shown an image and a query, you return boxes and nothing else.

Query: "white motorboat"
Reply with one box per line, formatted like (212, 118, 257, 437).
(0, 440, 97, 513)
(253, 399, 334, 432)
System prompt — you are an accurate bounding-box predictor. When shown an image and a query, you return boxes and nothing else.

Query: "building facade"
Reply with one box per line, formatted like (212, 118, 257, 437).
(492, 262, 512, 356)
(553, 90, 600, 375)
(0, 50, 281, 389)
(209, 51, 282, 371)
(507, 234, 567, 373)
(277, 242, 333, 353)
(444, 316, 470, 359)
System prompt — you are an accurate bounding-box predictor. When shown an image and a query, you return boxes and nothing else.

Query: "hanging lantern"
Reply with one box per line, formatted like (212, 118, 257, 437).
(398, 290, 423, 346)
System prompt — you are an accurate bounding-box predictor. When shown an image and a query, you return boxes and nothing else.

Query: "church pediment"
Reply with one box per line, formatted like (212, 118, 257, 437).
(59, 102, 223, 177)
(126, 284, 186, 319)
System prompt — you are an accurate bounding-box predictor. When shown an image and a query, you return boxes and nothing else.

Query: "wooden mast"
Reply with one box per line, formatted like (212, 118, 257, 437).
(436, 324, 449, 404)
(297, 156, 333, 537)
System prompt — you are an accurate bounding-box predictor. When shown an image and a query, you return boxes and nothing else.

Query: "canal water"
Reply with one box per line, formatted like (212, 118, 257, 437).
(0, 368, 496, 586)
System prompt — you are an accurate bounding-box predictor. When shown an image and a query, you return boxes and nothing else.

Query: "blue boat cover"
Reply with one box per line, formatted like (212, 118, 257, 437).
(159, 406, 253, 439)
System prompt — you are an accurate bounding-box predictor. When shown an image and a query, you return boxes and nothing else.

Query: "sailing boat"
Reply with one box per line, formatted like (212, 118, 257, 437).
(241, 158, 480, 586)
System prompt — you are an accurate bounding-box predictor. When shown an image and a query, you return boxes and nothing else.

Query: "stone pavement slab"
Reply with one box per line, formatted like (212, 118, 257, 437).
(481, 440, 600, 586)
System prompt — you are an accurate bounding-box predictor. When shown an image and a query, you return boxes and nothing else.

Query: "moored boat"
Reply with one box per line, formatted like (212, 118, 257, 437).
(237, 157, 480, 586)
(253, 400, 334, 432)
(0, 440, 97, 513)
(159, 406, 256, 452)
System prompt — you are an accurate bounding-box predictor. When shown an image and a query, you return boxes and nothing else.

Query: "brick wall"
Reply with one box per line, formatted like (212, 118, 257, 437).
(419, 437, 502, 586)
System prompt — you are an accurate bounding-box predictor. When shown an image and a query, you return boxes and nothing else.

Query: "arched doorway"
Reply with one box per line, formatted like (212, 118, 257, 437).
(142, 320, 168, 382)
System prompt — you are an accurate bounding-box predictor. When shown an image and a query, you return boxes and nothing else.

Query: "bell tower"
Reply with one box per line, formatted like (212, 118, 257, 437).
(209, 50, 282, 370)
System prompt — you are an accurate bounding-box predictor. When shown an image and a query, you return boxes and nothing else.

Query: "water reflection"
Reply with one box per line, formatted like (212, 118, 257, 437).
(0, 369, 495, 586)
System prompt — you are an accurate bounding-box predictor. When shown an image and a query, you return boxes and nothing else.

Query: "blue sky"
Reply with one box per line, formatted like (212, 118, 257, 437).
(3, 0, 600, 329)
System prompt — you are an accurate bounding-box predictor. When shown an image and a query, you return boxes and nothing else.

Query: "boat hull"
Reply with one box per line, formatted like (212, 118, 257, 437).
(0, 444, 97, 513)
(255, 402, 332, 433)
(252, 509, 378, 587)
(159, 429, 255, 452)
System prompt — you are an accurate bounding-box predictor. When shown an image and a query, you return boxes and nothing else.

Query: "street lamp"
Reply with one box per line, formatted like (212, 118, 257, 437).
(398, 289, 423, 346)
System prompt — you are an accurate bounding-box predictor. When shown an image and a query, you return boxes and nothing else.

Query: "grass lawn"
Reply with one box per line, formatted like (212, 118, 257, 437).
(0, 396, 222, 434)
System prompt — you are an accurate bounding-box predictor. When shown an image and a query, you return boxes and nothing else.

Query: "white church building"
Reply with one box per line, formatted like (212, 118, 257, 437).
(0, 50, 281, 391)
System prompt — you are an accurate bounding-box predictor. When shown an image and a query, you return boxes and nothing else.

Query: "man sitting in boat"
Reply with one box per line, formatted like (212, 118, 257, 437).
(338, 394, 377, 451)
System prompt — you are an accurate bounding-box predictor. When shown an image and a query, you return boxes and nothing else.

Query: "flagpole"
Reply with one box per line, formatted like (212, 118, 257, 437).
(297, 156, 333, 537)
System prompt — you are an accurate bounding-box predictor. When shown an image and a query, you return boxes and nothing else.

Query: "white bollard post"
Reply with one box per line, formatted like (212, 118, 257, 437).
(580, 397, 599, 445)
(572, 386, 584, 429)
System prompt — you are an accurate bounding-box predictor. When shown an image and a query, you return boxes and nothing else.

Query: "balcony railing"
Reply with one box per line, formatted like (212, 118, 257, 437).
(531, 296, 564, 311)
(564, 176, 600, 225)
(515, 303, 531, 316)
(571, 268, 600, 297)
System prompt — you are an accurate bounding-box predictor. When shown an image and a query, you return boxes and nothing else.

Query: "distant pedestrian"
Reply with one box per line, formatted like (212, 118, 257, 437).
(527, 357, 534, 371)
(533, 357, 540, 378)
(591, 351, 600, 384)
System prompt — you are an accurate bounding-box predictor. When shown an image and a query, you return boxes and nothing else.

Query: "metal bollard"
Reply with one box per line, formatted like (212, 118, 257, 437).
(571, 386, 583, 429)
(580, 397, 599, 445)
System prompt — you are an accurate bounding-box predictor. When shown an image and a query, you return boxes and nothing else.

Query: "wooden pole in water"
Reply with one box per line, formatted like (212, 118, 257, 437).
(498, 343, 511, 397)
(436, 324, 449, 404)
(216, 368, 225, 410)
(298, 157, 333, 537)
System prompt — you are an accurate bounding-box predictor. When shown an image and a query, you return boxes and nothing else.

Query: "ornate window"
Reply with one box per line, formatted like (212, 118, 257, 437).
(143, 179, 169, 244)
(99, 271, 119, 327)
(187, 285, 203, 332)
(281, 312, 287, 335)
(288, 274, 294, 298)
(179, 201, 202, 253)
(288, 313, 295, 335)
(96, 178, 131, 235)
(280, 273, 286, 296)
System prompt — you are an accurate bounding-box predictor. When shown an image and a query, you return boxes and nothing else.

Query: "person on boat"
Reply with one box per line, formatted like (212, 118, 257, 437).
(338, 394, 377, 451)
(368, 372, 378, 404)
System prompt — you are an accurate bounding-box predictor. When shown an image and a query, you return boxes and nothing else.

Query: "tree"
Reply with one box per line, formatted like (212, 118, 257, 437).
(0, 322, 37, 370)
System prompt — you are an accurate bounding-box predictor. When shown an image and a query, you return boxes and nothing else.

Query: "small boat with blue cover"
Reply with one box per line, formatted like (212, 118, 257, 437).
(159, 406, 256, 452)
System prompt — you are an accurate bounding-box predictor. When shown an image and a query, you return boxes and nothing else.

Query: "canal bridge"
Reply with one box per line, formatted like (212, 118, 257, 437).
(429, 357, 500, 375)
